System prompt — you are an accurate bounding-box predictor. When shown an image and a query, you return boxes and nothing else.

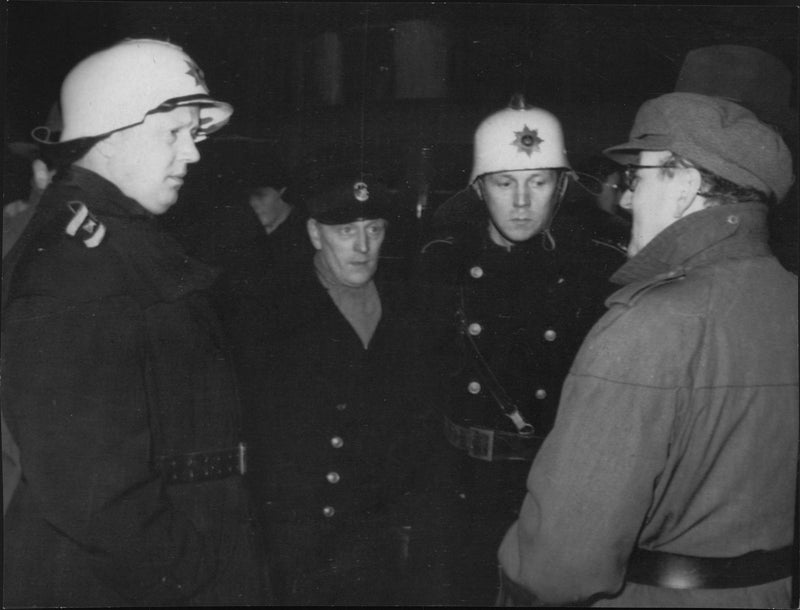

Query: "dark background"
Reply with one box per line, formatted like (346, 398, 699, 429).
(3, 2, 798, 258)
(5, 2, 796, 154)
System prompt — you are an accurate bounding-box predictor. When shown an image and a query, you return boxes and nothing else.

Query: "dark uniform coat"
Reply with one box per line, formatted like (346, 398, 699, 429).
(232, 260, 432, 606)
(408, 197, 627, 605)
(2, 167, 267, 607)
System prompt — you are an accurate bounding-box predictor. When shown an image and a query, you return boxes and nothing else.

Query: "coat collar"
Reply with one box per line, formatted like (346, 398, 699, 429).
(611, 202, 772, 287)
(60, 166, 218, 304)
(49, 165, 153, 219)
(608, 202, 772, 307)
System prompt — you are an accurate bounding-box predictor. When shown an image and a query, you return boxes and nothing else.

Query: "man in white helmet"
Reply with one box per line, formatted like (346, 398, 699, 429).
(2, 39, 269, 606)
(407, 94, 626, 604)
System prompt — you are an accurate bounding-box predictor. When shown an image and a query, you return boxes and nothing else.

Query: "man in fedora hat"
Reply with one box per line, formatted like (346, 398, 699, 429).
(498, 91, 797, 607)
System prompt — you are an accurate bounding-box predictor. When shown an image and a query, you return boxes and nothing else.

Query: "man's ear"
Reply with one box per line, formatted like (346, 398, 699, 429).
(674, 167, 703, 218)
(307, 218, 322, 250)
(471, 179, 484, 200)
(94, 131, 121, 159)
(31, 159, 54, 191)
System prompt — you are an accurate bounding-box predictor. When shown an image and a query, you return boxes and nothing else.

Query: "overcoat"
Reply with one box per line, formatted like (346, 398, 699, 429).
(2, 167, 267, 606)
(500, 202, 798, 607)
(232, 259, 433, 606)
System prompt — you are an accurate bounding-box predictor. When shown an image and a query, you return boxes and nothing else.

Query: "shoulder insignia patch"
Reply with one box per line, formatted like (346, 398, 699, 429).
(65, 201, 106, 248)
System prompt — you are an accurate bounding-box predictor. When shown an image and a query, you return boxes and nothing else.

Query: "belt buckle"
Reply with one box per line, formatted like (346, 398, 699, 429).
(467, 427, 494, 461)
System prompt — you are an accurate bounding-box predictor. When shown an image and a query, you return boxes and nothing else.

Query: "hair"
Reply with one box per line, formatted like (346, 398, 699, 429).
(660, 153, 774, 207)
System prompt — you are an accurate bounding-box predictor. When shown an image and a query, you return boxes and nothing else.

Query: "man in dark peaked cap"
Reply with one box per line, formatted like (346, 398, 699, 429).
(235, 173, 435, 605)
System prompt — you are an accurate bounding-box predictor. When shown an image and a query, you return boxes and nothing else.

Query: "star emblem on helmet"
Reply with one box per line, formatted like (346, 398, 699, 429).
(184, 59, 208, 90)
(511, 125, 543, 156)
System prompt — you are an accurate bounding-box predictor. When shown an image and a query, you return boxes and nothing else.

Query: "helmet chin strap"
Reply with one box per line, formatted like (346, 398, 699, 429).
(541, 170, 572, 251)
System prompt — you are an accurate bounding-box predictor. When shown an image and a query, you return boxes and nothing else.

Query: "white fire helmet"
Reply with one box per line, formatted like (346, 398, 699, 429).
(58, 38, 233, 143)
(469, 94, 571, 184)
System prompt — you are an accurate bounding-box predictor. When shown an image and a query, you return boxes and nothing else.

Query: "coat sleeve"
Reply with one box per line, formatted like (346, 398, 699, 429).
(498, 293, 700, 604)
(2, 289, 219, 603)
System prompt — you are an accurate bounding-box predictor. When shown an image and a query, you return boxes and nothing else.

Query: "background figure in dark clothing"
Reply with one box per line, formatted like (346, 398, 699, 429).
(2, 39, 268, 606)
(408, 95, 627, 605)
(234, 174, 433, 605)
(2, 104, 61, 516)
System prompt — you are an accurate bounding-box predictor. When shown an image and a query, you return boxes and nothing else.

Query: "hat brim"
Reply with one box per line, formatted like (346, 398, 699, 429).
(313, 205, 391, 225)
(177, 98, 233, 141)
(603, 134, 675, 165)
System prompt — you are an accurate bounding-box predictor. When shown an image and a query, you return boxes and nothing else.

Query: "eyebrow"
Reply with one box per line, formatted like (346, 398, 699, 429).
(491, 171, 550, 179)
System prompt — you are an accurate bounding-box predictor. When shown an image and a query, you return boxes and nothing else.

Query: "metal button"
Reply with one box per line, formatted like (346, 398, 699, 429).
(544, 329, 557, 342)
(470, 266, 484, 279)
(322, 506, 335, 518)
(326, 471, 341, 484)
(336, 403, 347, 411)
(331, 436, 344, 449)
(467, 322, 482, 336)
(467, 381, 481, 394)
(535, 388, 547, 400)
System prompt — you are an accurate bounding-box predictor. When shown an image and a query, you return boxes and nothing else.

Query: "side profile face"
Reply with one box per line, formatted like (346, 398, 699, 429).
(596, 169, 624, 216)
(103, 106, 201, 215)
(619, 150, 695, 257)
(249, 186, 290, 233)
(307, 217, 387, 287)
(475, 169, 559, 248)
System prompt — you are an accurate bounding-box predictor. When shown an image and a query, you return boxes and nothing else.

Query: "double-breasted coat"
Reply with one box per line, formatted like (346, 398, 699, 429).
(408, 198, 627, 604)
(229, 259, 433, 605)
(2, 167, 267, 606)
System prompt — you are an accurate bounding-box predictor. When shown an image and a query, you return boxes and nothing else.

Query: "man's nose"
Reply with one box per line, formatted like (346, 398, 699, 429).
(354, 228, 369, 253)
(619, 190, 633, 210)
(513, 184, 531, 207)
(180, 135, 201, 164)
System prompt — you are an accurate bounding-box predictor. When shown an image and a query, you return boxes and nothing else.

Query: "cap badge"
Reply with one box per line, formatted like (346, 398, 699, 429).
(512, 125, 543, 156)
(353, 181, 369, 202)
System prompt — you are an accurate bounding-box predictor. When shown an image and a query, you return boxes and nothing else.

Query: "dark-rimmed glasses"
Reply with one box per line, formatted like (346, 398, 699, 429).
(620, 164, 668, 193)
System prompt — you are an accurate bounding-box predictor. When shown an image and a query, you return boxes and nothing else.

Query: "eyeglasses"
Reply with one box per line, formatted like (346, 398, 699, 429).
(621, 164, 668, 192)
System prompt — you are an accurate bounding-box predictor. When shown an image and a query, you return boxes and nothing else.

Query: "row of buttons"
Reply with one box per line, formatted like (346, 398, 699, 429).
(467, 381, 547, 400)
(323, 470, 341, 517)
(469, 264, 566, 287)
(322, 404, 349, 518)
(467, 321, 558, 343)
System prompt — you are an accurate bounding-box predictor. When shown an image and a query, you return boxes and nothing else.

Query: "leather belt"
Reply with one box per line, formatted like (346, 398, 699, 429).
(443, 417, 542, 462)
(155, 442, 247, 485)
(627, 546, 794, 589)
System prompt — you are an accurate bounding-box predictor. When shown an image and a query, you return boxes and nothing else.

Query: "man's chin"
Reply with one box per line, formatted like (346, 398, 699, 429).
(503, 227, 539, 244)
